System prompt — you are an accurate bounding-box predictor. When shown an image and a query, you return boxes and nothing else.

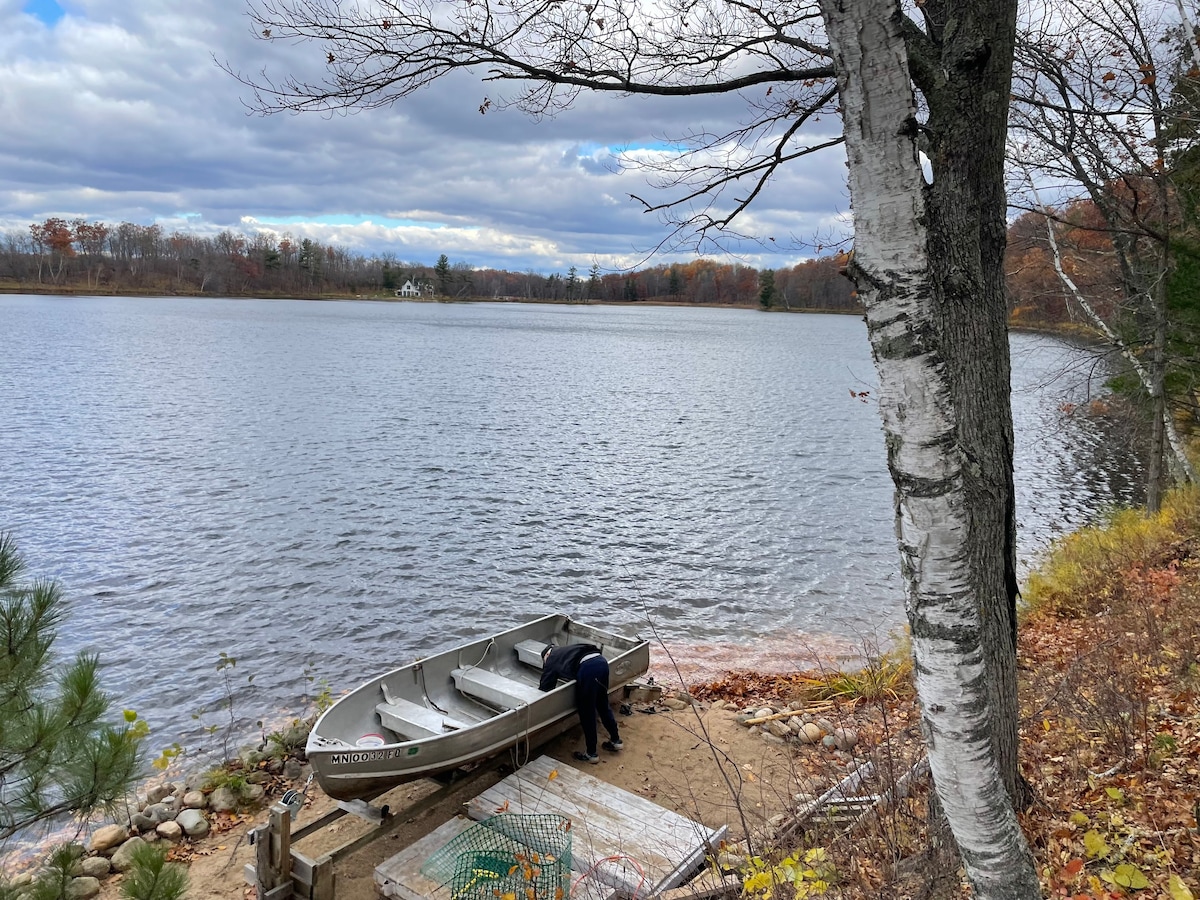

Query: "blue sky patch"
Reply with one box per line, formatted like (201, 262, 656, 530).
(23, 0, 65, 26)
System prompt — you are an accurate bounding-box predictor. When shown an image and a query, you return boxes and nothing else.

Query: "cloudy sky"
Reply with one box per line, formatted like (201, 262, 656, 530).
(2, 0, 851, 274)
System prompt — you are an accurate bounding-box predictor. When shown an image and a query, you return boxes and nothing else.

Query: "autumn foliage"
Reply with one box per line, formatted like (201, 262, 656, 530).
(1, 218, 857, 310)
(685, 485, 1200, 898)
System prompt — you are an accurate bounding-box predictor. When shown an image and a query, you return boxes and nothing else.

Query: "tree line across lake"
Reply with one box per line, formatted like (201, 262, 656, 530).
(0, 219, 859, 310)
(0, 212, 1156, 323)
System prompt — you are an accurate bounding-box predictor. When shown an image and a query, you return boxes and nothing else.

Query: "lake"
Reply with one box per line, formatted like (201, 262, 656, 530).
(0, 295, 1141, 757)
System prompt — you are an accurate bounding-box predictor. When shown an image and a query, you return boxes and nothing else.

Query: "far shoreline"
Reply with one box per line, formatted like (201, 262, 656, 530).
(0, 282, 864, 315)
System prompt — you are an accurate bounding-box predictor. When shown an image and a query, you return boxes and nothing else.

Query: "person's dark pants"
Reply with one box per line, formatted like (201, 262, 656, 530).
(575, 655, 619, 755)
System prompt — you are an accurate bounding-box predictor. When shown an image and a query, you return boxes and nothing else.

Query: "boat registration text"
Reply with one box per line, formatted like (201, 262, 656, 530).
(330, 747, 418, 765)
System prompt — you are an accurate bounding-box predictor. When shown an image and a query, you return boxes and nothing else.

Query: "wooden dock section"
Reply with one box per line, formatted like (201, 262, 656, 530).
(375, 755, 726, 899)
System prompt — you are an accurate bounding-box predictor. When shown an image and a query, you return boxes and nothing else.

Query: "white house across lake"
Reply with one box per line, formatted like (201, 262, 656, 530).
(395, 279, 433, 298)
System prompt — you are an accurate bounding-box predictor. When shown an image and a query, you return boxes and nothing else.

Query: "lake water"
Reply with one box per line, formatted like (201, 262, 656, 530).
(0, 295, 1141, 757)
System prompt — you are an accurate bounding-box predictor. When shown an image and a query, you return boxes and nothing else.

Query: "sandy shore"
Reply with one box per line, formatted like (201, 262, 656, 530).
(96, 696, 829, 900)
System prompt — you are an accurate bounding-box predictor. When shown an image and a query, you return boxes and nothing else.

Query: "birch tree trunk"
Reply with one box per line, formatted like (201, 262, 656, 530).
(819, 0, 1041, 895)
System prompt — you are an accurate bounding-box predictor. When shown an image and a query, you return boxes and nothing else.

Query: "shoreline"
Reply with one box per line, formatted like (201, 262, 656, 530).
(0, 282, 855, 315)
(1, 283, 1085, 327)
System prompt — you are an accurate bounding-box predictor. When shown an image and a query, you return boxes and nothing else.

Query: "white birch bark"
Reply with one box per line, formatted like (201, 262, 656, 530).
(819, 0, 1040, 895)
(1033, 199, 1196, 485)
(1174, 0, 1200, 71)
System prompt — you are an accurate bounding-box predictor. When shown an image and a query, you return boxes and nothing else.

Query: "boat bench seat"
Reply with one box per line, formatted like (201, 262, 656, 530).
(514, 639, 550, 669)
(375, 697, 467, 740)
(452, 667, 544, 709)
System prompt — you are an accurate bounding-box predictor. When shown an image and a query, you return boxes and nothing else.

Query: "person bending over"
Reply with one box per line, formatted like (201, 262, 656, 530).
(539, 643, 623, 763)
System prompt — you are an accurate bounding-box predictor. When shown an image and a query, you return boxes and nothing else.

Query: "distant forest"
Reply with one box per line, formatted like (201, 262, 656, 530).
(0, 213, 1131, 324)
(0, 219, 858, 310)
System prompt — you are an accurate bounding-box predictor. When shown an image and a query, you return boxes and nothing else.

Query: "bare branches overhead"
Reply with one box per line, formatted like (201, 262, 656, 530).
(225, 0, 841, 247)
(237, 0, 834, 114)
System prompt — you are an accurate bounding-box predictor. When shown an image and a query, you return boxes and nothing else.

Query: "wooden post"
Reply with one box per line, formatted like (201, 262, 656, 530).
(253, 822, 273, 894)
(291, 849, 335, 900)
(251, 804, 295, 900)
(270, 804, 293, 884)
(310, 854, 335, 900)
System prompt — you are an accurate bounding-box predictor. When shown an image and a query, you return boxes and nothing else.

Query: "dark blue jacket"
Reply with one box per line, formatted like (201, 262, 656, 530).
(538, 643, 603, 691)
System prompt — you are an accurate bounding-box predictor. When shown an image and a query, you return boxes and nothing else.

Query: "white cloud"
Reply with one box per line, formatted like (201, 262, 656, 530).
(0, 0, 851, 273)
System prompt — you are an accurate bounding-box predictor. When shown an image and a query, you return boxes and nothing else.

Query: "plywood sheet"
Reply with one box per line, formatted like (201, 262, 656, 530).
(465, 756, 726, 899)
(374, 814, 615, 900)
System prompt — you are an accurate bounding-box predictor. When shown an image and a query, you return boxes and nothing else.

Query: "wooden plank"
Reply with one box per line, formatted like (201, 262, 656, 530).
(322, 759, 499, 865)
(376, 815, 617, 900)
(776, 761, 875, 842)
(375, 816, 474, 900)
(337, 798, 388, 824)
(465, 755, 724, 899)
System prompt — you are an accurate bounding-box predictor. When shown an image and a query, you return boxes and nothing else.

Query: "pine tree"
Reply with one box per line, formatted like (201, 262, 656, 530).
(758, 269, 776, 309)
(434, 254, 451, 295)
(0, 533, 144, 846)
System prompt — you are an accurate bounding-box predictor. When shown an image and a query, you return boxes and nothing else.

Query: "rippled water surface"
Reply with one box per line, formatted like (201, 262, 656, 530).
(0, 295, 1141, 751)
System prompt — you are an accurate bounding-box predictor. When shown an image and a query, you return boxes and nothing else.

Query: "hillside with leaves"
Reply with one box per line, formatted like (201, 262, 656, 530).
(689, 486, 1200, 899)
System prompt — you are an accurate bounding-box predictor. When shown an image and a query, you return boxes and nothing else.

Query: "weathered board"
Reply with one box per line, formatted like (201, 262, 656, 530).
(374, 815, 615, 900)
(375, 816, 473, 900)
(465, 755, 726, 899)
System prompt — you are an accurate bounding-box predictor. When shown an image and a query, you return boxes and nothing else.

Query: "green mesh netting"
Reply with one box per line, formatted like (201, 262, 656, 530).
(421, 814, 573, 900)
(448, 849, 568, 900)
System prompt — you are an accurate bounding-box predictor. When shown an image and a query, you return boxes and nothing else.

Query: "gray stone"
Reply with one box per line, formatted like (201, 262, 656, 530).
(142, 830, 160, 843)
(10, 873, 34, 887)
(156, 820, 183, 841)
(182, 790, 207, 809)
(146, 783, 175, 805)
(67, 876, 101, 899)
(246, 770, 271, 785)
(240, 749, 266, 769)
(208, 785, 239, 812)
(833, 728, 859, 752)
(762, 732, 786, 745)
(87, 824, 128, 854)
(129, 813, 158, 833)
(282, 759, 304, 781)
(662, 698, 689, 711)
(144, 802, 171, 823)
(76, 856, 111, 879)
(786, 700, 806, 712)
(710, 699, 728, 711)
(267, 757, 284, 775)
(816, 718, 836, 734)
(243, 783, 266, 805)
(110, 836, 147, 873)
(821, 734, 837, 749)
(754, 707, 774, 718)
(177, 809, 210, 838)
(767, 720, 793, 738)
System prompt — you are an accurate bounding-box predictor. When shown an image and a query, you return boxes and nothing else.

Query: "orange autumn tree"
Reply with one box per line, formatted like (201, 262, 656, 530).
(28, 218, 75, 284)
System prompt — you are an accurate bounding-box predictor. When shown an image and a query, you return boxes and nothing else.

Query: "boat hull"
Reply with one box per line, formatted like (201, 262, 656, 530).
(305, 614, 650, 800)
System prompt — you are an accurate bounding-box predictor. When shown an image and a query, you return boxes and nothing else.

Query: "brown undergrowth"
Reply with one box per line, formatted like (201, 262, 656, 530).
(687, 490, 1200, 899)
